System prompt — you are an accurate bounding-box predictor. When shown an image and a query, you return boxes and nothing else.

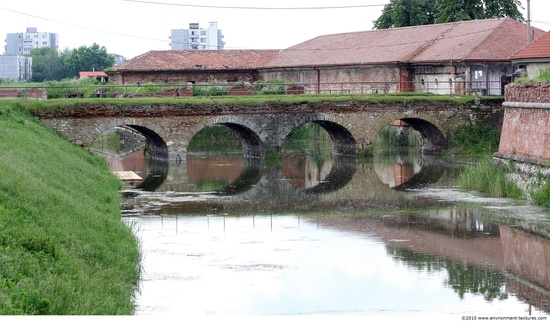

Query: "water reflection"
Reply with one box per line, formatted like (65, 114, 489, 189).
(374, 147, 447, 190)
(106, 146, 550, 316)
(125, 211, 550, 315)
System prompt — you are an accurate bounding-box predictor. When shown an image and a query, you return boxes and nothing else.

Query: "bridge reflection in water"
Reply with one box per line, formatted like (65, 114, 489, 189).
(110, 148, 550, 314)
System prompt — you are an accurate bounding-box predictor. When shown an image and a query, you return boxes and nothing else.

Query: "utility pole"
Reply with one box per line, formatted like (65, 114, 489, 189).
(527, 0, 532, 44)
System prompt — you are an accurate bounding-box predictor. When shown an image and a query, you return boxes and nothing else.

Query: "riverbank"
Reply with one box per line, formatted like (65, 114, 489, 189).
(0, 102, 140, 314)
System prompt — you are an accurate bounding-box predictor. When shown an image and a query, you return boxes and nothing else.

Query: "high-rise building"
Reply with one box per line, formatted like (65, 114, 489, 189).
(4, 27, 58, 55)
(170, 22, 224, 50)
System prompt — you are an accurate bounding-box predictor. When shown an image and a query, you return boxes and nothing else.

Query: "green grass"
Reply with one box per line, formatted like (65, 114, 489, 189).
(529, 176, 550, 207)
(0, 102, 140, 314)
(6, 92, 488, 116)
(457, 156, 524, 199)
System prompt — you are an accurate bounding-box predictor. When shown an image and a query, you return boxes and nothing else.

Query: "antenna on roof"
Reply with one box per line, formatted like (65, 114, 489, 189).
(527, 0, 532, 44)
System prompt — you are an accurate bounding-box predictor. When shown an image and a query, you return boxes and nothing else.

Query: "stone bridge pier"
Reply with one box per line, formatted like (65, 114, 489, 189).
(36, 100, 501, 160)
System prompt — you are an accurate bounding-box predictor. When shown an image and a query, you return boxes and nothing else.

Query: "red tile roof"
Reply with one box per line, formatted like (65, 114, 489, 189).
(112, 19, 545, 72)
(114, 50, 280, 71)
(512, 31, 550, 60)
(263, 18, 545, 68)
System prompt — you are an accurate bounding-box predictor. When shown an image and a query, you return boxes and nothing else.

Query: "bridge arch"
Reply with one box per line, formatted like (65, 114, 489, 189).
(386, 117, 449, 155)
(125, 125, 169, 159)
(398, 118, 449, 154)
(312, 120, 357, 156)
(217, 123, 263, 158)
(277, 115, 358, 156)
(188, 119, 264, 159)
(90, 120, 169, 160)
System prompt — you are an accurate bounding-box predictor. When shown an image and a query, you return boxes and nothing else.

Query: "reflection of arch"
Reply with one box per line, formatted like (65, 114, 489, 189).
(392, 159, 445, 190)
(400, 118, 448, 154)
(313, 120, 357, 156)
(125, 125, 169, 160)
(214, 160, 263, 196)
(303, 155, 357, 194)
(374, 154, 446, 190)
(135, 158, 169, 191)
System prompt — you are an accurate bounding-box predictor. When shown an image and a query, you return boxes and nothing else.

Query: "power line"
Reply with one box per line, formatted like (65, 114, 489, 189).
(0, 6, 169, 44)
(122, 0, 387, 10)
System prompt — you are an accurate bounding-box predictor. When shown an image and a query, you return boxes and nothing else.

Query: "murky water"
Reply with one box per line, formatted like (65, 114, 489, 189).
(114, 148, 550, 317)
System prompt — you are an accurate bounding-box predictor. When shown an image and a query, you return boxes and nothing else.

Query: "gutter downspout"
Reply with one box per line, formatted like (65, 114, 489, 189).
(313, 67, 320, 94)
(485, 64, 490, 96)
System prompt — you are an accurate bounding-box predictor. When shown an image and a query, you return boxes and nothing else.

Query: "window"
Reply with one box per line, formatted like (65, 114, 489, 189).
(200, 31, 206, 35)
(200, 38, 206, 42)
(474, 70, 483, 80)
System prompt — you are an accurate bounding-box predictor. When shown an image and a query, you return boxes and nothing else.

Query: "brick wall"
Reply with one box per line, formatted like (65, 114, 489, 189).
(0, 89, 19, 98)
(498, 82, 550, 163)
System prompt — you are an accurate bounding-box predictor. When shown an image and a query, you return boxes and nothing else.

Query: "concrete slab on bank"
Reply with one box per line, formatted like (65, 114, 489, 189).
(113, 171, 143, 181)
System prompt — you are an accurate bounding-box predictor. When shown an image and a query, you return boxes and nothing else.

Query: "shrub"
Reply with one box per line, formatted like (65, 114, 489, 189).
(254, 79, 287, 95)
(450, 124, 501, 155)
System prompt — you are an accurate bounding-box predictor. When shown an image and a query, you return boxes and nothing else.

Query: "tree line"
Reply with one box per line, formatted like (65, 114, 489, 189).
(30, 43, 115, 82)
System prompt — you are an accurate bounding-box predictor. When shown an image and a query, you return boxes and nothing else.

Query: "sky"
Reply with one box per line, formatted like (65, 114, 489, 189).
(0, 0, 549, 60)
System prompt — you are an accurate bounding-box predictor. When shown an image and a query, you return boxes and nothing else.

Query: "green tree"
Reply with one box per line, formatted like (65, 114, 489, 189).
(436, 0, 485, 22)
(483, 0, 523, 20)
(374, 0, 437, 29)
(61, 43, 115, 78)
(374, 0, 524, 29)
(30, 47, 65, 82)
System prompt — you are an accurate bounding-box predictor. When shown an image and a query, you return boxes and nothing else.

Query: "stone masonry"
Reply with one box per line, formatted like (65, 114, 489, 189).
(36, 99, 501, 161)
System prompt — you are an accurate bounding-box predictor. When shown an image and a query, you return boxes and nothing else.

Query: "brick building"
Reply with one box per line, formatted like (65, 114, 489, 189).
(106, 49, 279, 84)
(107, 18, 546, 96)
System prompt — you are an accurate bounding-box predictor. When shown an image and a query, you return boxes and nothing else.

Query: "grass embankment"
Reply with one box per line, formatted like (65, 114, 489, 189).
(0, 102, 140, 314)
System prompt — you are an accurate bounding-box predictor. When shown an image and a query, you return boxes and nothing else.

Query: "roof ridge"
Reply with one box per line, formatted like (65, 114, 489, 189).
(403, 22, 459, 62)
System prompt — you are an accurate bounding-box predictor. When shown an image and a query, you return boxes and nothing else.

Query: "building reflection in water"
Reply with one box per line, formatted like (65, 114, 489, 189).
(313, 209, 550, 313)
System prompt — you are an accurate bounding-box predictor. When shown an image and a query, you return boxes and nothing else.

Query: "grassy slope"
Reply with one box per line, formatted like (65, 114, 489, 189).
(0, 102, 140, 315)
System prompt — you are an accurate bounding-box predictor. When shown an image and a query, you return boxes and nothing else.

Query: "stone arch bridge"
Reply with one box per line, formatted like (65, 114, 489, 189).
(36, 99, 501, 160)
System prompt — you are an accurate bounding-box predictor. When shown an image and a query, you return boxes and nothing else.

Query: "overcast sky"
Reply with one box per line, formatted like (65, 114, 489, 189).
(0, 0, 548, 59)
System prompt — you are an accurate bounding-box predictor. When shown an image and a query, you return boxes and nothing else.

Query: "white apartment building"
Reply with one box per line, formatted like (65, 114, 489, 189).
(170, 22, 225, 50)
(4, 27, 58, 55)
(0, 55, 32, 81)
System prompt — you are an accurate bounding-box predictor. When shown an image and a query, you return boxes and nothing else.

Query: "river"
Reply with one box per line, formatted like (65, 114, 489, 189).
(108, 146, 550, 317)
